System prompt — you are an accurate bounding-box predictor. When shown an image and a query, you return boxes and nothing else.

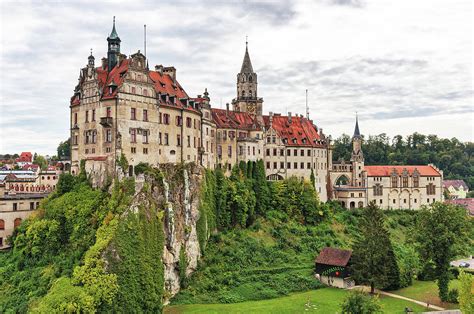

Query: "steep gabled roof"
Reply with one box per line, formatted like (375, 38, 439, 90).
(262, 115, 323, 147)
(443, 180, 468, 190)
(315, 247, 352, 267)
(211, 109, 259, 130)
(365, 165, 441, 177)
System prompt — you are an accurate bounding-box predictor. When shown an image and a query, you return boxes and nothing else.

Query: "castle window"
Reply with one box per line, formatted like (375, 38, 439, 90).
(164, 133, 169, 145)
(267, 137, 271, 143)
(92, 109, 96, 121)
(143, 89, 148, 96)
(176, 116, 182, 126)
(307, 162, 311, 169)
(105, 130, 112, 143)
(300, 162, 304, 169)
(294, 149, 297, 156)
(158, 132, 162, 145)
(391, 176, 397, 188)
(281, 162, 284, 168)
(228, 146, 232, 157)
(413, 176, 419, 187)
(426, 183, 436, 195)
(143, 109, 148, 121)
(0, 219, 4, 230)
(186, 117, 192, 128)
(403, 176, 408, 188)
(273, 148, 277, 156)
(187, 136, 191, 147)
(308, 149, 311, 156)
(249, 75, 252, 82)
(85, 110, 89, 122)
(143, 148, 148, 154)
(143, 130, 149, 144)
(274, 162, 277, 169)
(266, 149, 270, 156)
(266, 162, 270, 169)
(294, 162, 298, 169)
(287, 162, 291, 169)
(131, 108, 136, 120)
(106, 107, 112, 118)
(14, 218, 22, 228)
(74, 112, 78, 125)
(131, 129, 136, 143)
(163, 114, 170, 125)
(177, 135, 181, 146)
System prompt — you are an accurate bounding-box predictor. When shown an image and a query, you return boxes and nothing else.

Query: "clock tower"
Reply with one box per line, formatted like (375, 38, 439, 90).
(232, 40, 263, 119)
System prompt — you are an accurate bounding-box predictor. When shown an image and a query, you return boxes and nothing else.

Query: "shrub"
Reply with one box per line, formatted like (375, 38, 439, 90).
(340, 291, 382, 314)
(446, 288, 459, 304)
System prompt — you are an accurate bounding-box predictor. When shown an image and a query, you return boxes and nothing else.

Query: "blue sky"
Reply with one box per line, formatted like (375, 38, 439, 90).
(0, 0, 472, 155)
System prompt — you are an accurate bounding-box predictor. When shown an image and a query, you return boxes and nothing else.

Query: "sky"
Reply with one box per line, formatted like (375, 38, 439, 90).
(0, 0, 472, 155)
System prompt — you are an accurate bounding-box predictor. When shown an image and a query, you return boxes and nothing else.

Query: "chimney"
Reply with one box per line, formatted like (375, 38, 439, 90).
(155, 64, 164, 75)
(226, 103, 230, 113)
(163, 66, 176, 81)
(269, 111, 273, 125)
(101, 57, 107, 70)
(288, 112, 292, 123)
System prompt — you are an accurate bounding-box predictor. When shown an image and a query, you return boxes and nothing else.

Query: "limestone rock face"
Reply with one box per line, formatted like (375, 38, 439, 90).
(143, 164, 203, 302)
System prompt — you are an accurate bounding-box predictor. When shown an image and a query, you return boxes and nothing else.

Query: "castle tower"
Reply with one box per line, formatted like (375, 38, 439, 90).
(232, 40, 263, 118)
(107, 17, 121, 71)
(351, 115, 365, 187)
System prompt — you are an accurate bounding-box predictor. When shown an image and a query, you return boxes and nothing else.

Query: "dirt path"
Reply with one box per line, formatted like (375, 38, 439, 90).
(348, 285, 445, 311)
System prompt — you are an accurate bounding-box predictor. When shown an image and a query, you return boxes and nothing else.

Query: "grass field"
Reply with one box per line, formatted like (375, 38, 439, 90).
(165, 288, 428, 314)
(391, 280, 460, 310)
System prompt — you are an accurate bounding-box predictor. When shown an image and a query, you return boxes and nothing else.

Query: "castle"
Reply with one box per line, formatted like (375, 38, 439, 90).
(70, 20, 443, 207)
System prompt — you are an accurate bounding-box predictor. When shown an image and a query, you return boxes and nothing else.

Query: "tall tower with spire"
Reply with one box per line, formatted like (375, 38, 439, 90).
(232, 39, 263, 118)
(107, 17, 121, 71)
(351, 114, 365, 186)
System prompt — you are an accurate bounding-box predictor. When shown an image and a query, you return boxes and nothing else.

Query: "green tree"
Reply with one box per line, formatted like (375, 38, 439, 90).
(33, 154, 48, 170)
(252, 159, 270, 216)
(458, 270, 474, 313)
(414, 202, 471, 301)
(57, 139, 71, 159)
(340, 291, 382, 314)
(310, 168, 316, 189)
(351, 203, 400, 293)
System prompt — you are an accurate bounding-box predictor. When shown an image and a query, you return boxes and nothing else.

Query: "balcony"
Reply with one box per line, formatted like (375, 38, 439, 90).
(100, 117, 113, 127)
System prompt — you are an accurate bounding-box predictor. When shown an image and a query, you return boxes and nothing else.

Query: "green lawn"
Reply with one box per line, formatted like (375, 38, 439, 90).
(391, 280, 460, 309)
(165, 288, 428, 314)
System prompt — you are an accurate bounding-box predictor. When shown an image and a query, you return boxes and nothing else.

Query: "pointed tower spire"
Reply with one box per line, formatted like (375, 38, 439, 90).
(240, 36, 254, 73)
(353, 113, 361, 138)
(109, 16, 119, 39)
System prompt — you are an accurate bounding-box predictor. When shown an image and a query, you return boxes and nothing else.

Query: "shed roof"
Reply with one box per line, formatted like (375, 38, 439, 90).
(315, 247, 352, 267)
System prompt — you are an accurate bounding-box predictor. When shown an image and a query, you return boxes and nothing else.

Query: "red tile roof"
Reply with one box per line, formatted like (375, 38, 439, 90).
(71, 58, 197, 113)
(263, 115, 323, 147)
(315, 247, 352, 267)
(22, 164, 39, 170)
(365, 165, 441, 177)
(16, 152, 32, 163)
(211, 109, 260, 130)
(446, 198, 474, 216)
(443, 180, 469, 190)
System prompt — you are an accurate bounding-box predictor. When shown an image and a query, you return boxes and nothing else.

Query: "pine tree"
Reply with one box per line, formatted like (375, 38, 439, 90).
(252, 159, 271, 216)
(414, 202, 470, 301)
(351, 202, 400, 293)
(310, 168, 316, 189)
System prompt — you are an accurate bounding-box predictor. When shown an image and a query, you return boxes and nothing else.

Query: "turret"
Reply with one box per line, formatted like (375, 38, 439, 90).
(107, 16, 121, 71)
(351, 114, 364, 187)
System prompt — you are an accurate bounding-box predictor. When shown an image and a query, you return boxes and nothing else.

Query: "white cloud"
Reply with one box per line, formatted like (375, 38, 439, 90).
(0, 0, 472, 155)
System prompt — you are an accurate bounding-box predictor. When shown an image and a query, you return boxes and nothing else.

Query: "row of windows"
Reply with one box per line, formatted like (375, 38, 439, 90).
(391, 176, 420, 188)
(0, 218, 23, 231)
(79, 107, 112, 124)
(160, 113, 200, 130)
(373, 183, 437, 195)
(157, 132, 200, 148)
(265, 148, 327, 158)
(265, 161, 324, 170)
(11, 202, 40, 211)
(217, 130, 251, 140)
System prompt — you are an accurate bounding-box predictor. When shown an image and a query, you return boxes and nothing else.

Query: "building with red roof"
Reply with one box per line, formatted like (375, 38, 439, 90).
(69, 19, 331, 199)
(15, 152, 33, 167)
(443, 179, 469, 199)
(330, 118, 443, 210)
(315, 247, 354, 289)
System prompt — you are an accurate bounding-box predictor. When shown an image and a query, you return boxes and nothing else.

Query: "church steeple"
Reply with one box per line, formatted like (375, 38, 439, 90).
(353, 113, 361, 139)
(107, 16, 121, 71)
(240, 39, 254, 73)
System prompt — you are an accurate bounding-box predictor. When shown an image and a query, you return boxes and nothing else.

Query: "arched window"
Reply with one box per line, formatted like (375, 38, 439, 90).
(14, 218, 22, 229)
(0, 219, 4, 230)
(249, 75, 252, 82)
(143, 89, 148, 96)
